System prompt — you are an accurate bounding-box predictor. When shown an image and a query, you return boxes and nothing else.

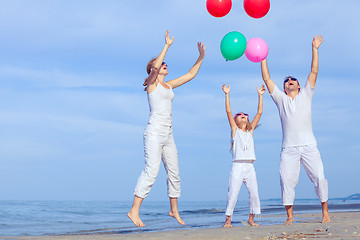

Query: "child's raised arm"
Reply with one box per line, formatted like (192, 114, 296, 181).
(222, 84, 237, 135)
(251, 84, 265, 130)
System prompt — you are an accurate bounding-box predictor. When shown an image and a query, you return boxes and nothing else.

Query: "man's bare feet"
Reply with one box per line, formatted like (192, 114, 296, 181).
(321, 201, 331, 223)
(321, 213, 331, 223)
(127, 210, 145, 227)
(223, 216, 232, 228)
(169, 210, 185, 225)
(283, 217, 294, 225)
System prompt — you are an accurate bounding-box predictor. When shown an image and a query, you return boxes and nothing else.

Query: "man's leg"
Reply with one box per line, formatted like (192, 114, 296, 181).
(301, 145, 330, 223)
(280, 147, 301, 225)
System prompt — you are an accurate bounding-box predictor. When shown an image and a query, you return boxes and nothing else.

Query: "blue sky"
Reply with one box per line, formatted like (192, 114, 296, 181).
(0, 0, 359, 202)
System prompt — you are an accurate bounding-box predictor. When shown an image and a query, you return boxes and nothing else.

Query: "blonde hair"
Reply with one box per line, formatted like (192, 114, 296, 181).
(143, 58, 156, 91)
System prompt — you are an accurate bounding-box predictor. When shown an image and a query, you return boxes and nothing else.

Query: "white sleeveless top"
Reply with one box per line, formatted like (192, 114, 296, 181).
(147, 83, 174, 126)
(232, 128, 256, 161)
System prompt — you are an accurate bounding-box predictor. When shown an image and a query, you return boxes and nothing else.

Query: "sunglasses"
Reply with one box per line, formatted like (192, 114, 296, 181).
(162, 62, 167, 66)
(284, 77, 297, 83)
(235, 112, 249, 117)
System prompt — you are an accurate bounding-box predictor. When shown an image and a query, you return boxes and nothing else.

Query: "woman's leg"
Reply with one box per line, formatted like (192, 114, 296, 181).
(163, 129, 184, 225)
(127, 195, 145, 227)
(129, 125, 164, 227)
(169, 197, 185, 225)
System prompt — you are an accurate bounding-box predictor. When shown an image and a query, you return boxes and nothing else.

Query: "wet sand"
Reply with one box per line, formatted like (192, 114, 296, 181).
(3, 211, 360, 240)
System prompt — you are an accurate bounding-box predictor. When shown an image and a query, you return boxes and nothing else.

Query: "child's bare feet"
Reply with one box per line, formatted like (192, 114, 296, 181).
(127, 210, 145, 227)
(248, 220, 259, 226)
(169, 210, 185, 225)
(248, 214, 259, 226)
(223, 216, 232, 228)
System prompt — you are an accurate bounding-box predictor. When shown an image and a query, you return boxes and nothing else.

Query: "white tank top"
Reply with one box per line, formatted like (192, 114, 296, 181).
(147, 83, 174, 126)
(232, 128, 256, 161)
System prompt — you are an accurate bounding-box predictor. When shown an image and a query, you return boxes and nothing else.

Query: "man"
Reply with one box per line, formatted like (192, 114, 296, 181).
(260, 35, 330, 225)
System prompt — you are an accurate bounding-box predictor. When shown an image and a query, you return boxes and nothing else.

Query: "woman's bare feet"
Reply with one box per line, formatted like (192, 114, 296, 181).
(169, 210, 185, 225)
(127, 210, 145, 227)
(128, 195, 145, 227)
(223, 216, 232, 228)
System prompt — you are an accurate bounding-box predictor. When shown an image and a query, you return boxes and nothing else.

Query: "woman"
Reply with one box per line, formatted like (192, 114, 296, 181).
(128, 30, 206, 227)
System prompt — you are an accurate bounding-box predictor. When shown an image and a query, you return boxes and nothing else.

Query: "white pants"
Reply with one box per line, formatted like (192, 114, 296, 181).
(134, 124, 180, 199)
(225, 161, 261, 216)
(280, 144, 328, 205)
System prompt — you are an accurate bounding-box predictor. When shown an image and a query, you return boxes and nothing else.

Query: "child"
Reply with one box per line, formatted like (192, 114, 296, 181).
(222, 83, 265, 227)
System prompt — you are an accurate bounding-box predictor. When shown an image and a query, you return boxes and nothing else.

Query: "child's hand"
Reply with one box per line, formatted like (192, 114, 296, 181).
(257, 84, 266, 95)
(222, 84, 230, 94)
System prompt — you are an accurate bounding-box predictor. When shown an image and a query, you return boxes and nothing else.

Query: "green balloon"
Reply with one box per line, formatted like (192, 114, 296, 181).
(220, 31, 247, 61)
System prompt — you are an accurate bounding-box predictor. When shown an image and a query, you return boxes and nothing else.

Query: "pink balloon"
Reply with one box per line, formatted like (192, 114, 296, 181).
(245, 37, 269, 63)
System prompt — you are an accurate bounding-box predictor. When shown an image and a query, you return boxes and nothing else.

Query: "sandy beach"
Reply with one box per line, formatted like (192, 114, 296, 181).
(2, 211, 359, 240)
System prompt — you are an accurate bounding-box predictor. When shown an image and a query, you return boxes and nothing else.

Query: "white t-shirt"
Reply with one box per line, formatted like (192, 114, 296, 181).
(271, 81, 317, 148)
(147, 83, 174, 126)
(232, 128, 256, 161)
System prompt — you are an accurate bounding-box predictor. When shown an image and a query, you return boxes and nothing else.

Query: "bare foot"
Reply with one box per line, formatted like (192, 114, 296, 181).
(224, 217, 232, 228)
(321, 213, 331, 223)
(169, 210, 185, 225)
(127, 210, 145, 227)
(284, 217, 294, 225)
(248, 220, 259, 226)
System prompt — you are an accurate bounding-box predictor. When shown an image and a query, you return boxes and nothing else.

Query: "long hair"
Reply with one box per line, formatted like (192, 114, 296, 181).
(143, 58, 156, 91)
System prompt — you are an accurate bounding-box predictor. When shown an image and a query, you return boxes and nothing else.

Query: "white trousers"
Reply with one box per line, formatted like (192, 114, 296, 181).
(134, 124, 180, 199)
(280, 144, 328, 205)
(225, 162, 261, 216)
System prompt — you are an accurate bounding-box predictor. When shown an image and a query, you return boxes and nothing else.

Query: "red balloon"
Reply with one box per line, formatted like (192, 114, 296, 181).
(243, 0, 270, 19)
(206, 0, 232, 18)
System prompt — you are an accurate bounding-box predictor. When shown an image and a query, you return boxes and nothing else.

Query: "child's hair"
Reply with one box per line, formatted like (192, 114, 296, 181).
(143, 58, 156, 91)
(235, 118, 252, 131)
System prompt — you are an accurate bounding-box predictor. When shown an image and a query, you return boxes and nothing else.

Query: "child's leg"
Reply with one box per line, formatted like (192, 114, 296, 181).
(225, 162, 244, 216)
(244, 163, 261, 226)
(248, 214, 259, 226)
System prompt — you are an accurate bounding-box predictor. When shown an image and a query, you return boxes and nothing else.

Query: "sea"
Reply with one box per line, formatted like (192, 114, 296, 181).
(0, 198, 359, 237)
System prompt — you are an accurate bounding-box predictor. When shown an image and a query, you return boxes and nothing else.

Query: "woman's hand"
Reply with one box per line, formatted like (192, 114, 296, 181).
(257, 84, 266, 95)
(222, 84, 230, 94)
(197, 42, 206, 58)
(165, 30, 174, 47)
